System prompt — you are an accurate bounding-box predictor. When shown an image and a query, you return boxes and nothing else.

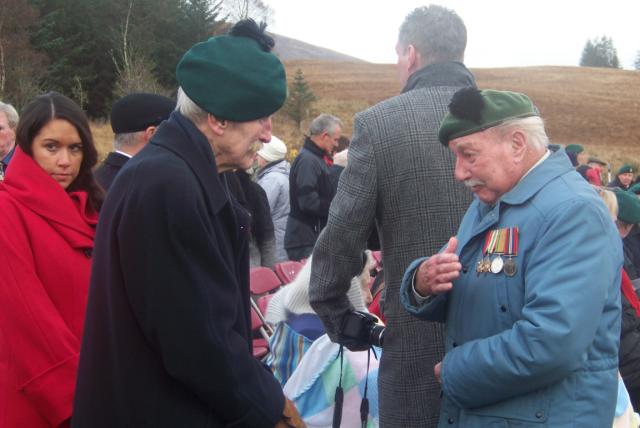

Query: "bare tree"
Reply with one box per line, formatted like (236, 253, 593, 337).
(222, 0, 273, 24)
(111, 0, 169, 98)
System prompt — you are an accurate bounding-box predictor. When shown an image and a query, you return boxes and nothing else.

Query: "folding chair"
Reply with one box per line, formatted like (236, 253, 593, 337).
(249, 266, 282, 295)
(273, 260, 304, 284)
(250, 302, 272, 359)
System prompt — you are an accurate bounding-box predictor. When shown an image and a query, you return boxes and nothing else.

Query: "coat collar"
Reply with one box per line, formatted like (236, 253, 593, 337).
(104, 151, 130, 168)
(149, 111, 227, 213)
(1, 146, 96, 246)
(302, 137, 326, 158)
(402, 61, 476, 93)
(462, 149, 574, 240)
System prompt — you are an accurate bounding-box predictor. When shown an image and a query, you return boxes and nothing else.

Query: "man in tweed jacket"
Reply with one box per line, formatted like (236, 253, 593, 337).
(309, 5, 474, 427)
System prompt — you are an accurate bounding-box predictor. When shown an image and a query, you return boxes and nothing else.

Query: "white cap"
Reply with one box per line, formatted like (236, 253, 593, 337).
(257, 135, 287, 162)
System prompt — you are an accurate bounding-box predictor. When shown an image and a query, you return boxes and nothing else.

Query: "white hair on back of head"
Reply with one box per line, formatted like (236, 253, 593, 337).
(176, 87, 208, 124)
(495, 115, 549, 151)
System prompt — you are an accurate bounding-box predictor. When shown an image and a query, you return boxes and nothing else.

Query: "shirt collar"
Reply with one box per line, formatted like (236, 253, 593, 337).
(115, 150, 133, 159)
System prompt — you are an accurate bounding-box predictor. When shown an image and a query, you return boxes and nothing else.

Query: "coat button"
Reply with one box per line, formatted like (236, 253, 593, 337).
(535, 411, 543, 419)
(83, 248, 92, 258)
(447, 417, 455, 424)
(500, 305, 507, 312)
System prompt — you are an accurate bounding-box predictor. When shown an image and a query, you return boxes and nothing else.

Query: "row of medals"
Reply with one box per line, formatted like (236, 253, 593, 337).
(477, 255, 517, 276)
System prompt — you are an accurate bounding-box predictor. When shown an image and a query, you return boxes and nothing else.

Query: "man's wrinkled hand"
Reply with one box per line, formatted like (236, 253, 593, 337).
(415, 237, 461, 297)
(434, 362, 442, 384)
(275, 398, 306, 428)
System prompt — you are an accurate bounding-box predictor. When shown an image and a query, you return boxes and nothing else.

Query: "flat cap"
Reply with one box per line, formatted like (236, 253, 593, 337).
(614, 188, 640, 224)
(176, 28, 286, 122)
(438, 88, 539, 145)
(618, 164, 635, 175)
(111, 93, 175, 134)
(565, 144, 584, 154)
(588, 157, 607, 166)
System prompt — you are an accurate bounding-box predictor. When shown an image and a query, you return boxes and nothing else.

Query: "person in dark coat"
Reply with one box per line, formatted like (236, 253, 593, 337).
(284, 113, 341, 261)
(608, 164, 635, 191)
(94, 93, 175, 191)
(0, 101, 18, 178)
(73, 20, 304, 428)
(224, 169, 277, 268)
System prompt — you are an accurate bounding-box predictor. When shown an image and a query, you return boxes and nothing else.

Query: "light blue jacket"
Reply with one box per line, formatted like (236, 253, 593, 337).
(257, 160, 290, 262)
(400, 150, 622, 427)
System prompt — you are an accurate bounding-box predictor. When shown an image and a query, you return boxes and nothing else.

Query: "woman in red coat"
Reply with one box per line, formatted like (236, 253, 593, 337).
(0, 92, 103, 427)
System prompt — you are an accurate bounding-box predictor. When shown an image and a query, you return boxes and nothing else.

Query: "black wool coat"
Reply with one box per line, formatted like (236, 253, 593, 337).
(93, 151, 129, 192)
(73, 112, 284, 427)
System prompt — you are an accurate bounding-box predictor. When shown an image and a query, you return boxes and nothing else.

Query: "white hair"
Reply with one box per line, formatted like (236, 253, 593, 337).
(0, 101, 18, 129)
(494, 115, 549, 150)
(176, 87, 208, 124)
(113, 131, 143, 150)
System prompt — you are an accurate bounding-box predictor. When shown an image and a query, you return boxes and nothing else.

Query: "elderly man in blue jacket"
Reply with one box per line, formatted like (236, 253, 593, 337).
(400, 88, 622, 427)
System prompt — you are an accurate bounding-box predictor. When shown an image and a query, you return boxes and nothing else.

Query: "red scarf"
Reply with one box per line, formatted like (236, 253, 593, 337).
(621, 269, 640, 317)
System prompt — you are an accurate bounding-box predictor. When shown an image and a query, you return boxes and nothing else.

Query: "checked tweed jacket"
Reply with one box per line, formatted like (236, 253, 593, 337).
(309, 61, 475, 428)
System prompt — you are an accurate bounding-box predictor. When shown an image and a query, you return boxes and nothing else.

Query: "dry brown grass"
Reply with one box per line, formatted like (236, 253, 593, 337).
(92, 62, 640, 172)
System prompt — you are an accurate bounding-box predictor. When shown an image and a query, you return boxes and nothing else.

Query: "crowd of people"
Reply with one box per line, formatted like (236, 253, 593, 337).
(0, 4, 639, 428)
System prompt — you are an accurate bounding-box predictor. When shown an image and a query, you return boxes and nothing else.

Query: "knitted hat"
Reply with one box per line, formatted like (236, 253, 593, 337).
(565, 144, 584, 154)
(265, 255, 368, 325)
(614, 188, 640, 224)
(257, 136, 287, 162)
(438, 88, 539, 145)
(618, 164, 635, 175)
(110, 93, 175, 134)
(176, 21, 286, 122)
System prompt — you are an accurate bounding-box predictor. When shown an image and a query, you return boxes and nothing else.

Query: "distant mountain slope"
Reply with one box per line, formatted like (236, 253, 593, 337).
(271, 33, 366, 62)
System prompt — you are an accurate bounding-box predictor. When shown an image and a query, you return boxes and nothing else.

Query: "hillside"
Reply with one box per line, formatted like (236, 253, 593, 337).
(271, 34, 366, 62)
(92, 63, 640, 169)
(271, 62, 640, 168)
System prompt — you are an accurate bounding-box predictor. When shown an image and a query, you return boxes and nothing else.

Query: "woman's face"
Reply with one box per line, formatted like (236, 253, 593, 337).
(31, 119, 83, 190)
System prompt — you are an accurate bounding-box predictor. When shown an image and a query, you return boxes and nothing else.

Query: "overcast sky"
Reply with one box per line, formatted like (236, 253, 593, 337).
(267, 0, 640, 69)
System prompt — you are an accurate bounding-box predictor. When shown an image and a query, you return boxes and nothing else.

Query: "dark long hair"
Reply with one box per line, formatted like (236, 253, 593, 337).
(16, 92, 104, 212)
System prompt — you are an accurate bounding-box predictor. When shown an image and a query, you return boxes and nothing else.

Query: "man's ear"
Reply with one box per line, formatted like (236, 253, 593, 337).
(510, 130, 528, 162)
(143, 126, 157, 143)
(207, 114, 227, 136)
(406, 44, 421, 73)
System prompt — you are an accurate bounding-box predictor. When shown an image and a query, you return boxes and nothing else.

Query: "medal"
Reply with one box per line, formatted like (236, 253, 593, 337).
(490, 255, 504, 274)
(504, 258, 517, 276)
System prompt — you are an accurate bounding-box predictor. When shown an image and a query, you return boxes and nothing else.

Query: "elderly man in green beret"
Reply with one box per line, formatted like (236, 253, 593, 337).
(399, 88, 622, 427)
(74, 20, 304, 428)
(609, 163, 636, 191)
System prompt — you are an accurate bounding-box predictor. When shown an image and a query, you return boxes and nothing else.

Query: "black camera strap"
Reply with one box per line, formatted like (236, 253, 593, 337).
(332, 345, 345, 428)
(333, 345, 379, 428)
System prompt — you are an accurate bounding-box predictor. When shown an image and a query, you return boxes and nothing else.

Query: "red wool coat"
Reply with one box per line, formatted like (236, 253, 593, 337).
(0, 147, 97, 427)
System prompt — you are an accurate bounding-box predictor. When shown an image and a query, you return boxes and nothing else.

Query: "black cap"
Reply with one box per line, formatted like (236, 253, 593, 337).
(110, 93, 175, 134)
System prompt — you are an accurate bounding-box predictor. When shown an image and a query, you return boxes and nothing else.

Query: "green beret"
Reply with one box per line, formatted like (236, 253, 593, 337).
(614, 188, 640, 224)
(565, 144, 584, 154)
(618, 163, 635, 175)
(438, 88, 539, 145)
(588, 157, 607, 166)
(628, 184, 640, 195)
(176, 35, 286, 122)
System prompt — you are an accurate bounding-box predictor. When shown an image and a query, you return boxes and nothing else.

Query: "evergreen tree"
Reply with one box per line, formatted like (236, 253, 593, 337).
(0, 0, 47, 108)
(579, 36, 620, 68)
(283, 69, 317, 130)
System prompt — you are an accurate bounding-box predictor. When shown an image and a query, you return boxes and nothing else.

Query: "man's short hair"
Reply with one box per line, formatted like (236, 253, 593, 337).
(113, 131, 143, 151)
(494, 116, 549, 151)
(0, 101, 19, 129)
(398, 5, 467, 64)
(176, 87, 209, 124)
(309, 114, 342, 136)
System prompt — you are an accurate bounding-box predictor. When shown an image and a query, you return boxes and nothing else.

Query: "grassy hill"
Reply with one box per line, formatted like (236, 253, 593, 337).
(92, 62, 640, 171)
